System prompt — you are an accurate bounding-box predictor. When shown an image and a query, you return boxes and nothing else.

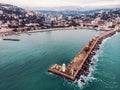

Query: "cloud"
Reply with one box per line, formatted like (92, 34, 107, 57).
(0, 0, 120, 7)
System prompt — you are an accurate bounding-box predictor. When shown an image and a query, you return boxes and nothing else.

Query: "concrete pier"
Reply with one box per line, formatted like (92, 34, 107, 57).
(2, 37, 20, 41)
(48, 30, 117, 81)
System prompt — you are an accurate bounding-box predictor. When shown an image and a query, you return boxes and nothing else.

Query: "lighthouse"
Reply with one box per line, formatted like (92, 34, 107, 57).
(62, 63, 66, 73)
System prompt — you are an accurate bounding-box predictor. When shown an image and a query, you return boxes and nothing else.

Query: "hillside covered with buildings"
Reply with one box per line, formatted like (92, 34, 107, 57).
(0, 3, 120, 36)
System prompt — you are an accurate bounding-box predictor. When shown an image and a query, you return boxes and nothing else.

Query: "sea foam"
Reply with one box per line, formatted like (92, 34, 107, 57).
(77, 35, 112, 89)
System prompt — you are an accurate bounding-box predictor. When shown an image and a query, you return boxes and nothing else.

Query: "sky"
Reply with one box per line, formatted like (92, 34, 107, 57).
(0, 0, 120, 7)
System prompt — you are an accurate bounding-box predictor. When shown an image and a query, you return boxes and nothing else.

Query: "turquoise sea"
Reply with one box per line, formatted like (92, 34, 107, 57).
(0, 29, 120, 90)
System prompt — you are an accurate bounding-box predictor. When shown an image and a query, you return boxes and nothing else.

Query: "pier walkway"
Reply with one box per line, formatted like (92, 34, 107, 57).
(48, 30, 117, 81)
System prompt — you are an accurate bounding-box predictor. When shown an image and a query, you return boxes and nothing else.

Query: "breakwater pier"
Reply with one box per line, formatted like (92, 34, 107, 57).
(48, 30, 117, 81)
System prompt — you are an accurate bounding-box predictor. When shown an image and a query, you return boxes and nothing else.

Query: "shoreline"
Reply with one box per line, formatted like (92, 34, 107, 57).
(0, 26, 110, 38)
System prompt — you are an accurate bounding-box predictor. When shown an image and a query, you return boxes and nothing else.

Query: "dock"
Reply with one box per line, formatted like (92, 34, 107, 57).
(2, 37, 20, 41)
(48, 30, 117, 81)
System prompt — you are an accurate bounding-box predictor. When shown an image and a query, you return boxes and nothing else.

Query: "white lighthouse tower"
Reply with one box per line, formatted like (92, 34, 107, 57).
(62, 63, 66, 73)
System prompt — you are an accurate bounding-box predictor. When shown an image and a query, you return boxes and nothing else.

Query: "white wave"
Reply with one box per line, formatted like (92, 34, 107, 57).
(102, 37, 111, 44)
(65, 33, 119, 89)
(77, 77, 85, 89)
(77, 40, 105, 89)
(102, 31, 119, 45)
(77, 61, 97, 89)
(63, 51, 100, 89)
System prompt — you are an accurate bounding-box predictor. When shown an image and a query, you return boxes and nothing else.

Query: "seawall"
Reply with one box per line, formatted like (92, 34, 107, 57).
(48, 30, 117, 81)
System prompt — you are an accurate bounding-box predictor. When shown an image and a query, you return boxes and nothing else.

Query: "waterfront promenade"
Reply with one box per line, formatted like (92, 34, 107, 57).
(48, 30, 117, 81)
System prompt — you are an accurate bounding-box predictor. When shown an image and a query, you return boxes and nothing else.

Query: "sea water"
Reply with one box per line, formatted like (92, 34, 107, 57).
(0, 29, 119, 90)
